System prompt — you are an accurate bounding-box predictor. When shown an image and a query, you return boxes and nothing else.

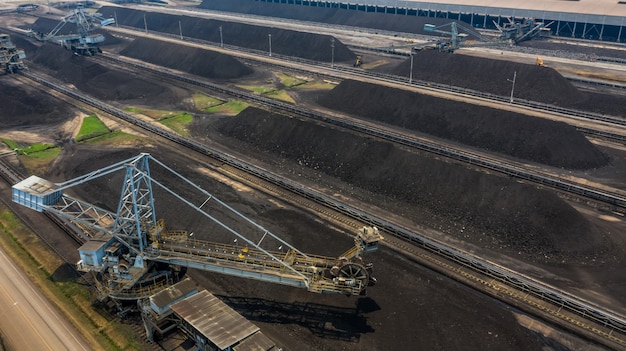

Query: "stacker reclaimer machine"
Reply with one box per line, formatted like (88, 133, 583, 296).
(12, 153, 383, 306)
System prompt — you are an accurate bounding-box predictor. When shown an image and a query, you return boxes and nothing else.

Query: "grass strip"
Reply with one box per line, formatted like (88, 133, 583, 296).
(0, 205, 142, 350)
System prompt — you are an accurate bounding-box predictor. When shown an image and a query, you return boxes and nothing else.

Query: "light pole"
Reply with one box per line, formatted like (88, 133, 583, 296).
(268, 33, 272, 57)
(178, 20, 183, 40)
(219, 25, 223, 48)
(330, 38, 335, 68)
(409, 51, 414, 83)
(507, 70, 517, 104)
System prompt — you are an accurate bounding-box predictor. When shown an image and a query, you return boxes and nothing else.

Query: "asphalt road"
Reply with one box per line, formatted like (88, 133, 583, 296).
(0, 246, 90, 351)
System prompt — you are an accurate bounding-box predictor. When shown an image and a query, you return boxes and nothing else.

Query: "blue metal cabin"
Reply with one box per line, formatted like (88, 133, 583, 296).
(12, 175, 62, 212)
(77, 233, 115, 271)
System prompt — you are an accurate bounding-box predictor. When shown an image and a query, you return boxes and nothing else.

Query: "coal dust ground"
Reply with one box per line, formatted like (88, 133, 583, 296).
(1, 4, 625, 351)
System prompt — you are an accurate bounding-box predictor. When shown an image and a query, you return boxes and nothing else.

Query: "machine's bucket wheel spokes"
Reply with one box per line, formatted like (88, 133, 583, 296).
(339, 262, 369, 287)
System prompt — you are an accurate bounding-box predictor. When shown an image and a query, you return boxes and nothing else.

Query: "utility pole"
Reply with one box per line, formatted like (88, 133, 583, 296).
(179, 20, 183, 40)
(330, 37, 335, 68)
(143, 14, 147, 34)
(114, 11, 118, 28)
(507, 70, 517, 104)
(268, 33, 272, 57)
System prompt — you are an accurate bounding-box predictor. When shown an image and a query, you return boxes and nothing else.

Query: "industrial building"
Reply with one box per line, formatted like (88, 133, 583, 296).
(253, 0, 626, 41)
(140, 278, 278, 350)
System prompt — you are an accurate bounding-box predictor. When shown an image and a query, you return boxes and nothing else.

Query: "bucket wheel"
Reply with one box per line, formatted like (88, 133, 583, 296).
(338, 262, 370, 288)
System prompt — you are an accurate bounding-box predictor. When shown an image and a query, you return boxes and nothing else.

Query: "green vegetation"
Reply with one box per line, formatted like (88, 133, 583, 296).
(265, 89, 295, 103)
(276, 72, 307, 87)
(0, 138, 19, 150)
(0, 206, 142, 350)
(158, 112, 193, 136)
(18, 146, 60, 174)
(1, 139, 61, 173)
(203, 101, 249, 115)
(83, 130, 145, 145)
(124, 107, 194, 136)
(294, 80, 337, 90)
(125, 107, 169, 120)
(18, 143, 58, 155)
(237, 84, 295, 104)
(192, 93, 225, 111)
(238, 85, 275, 95)
(75, 114, 110, 142)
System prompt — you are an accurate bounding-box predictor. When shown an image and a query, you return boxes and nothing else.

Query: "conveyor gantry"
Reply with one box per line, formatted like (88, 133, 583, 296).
(12, 153, 382, 298)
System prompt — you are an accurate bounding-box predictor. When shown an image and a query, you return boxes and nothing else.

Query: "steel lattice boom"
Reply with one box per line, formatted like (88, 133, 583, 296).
(12, 153, 382, 299)
(27, 5, 115, 55)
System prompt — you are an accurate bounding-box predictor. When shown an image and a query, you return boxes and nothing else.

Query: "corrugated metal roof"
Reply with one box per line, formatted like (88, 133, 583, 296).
(78, 232, 113, 252)
(171, 290, 259, 350)
(13, 175, 58, 195)
(338, 1, 626, 26)
(371, 0, 626, 17)
(233, 332, 276, 351)
(150, 278, 197, 309)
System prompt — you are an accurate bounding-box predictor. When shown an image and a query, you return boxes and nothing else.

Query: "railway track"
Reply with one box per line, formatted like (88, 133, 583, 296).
(15, 70, 626, 349)
(92, 52, 626, 213)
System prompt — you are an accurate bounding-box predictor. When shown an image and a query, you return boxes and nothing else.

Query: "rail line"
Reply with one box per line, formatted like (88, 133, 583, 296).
(17, 70, 626, 348)
(93, 52, 626, 212)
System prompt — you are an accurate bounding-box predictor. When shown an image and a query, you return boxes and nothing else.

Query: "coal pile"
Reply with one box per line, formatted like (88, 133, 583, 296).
(519, 40, 626, 60)
(317, 79, 608, 170)
(99, 6, 356, 63)
(27, 43, 177, 103)
(386, 50, 626, 116)
(215, 107, 611, 264)
(199, 0, 452, 35)
(119, 37, 253, 80)
(0, 78, 73, 126)
(388, 50, 582, 105)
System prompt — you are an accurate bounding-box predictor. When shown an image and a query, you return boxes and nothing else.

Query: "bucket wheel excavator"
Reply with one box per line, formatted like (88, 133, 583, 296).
(0, 33, 26, 73)
(12, 154, 383, 304)
(423, 21, 506, 52)
(27, 5, 114, 55)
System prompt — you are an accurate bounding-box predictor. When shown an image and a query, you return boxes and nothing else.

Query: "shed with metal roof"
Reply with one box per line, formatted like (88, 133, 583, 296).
(171, 290, 275, 350)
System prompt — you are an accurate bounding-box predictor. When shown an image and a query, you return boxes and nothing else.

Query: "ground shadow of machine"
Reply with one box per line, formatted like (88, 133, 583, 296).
(217, 295, 379, 342)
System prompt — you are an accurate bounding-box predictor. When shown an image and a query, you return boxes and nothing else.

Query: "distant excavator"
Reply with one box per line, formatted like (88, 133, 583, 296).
(421, 18, 551, 53)
(354, 55, 363, 67)
(495, 17, 553, 44)
(0, 33, 26, 73)
(422, 22, 500, 53)
(27, 5, 114, 55)
(536, 56, 545, 67)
